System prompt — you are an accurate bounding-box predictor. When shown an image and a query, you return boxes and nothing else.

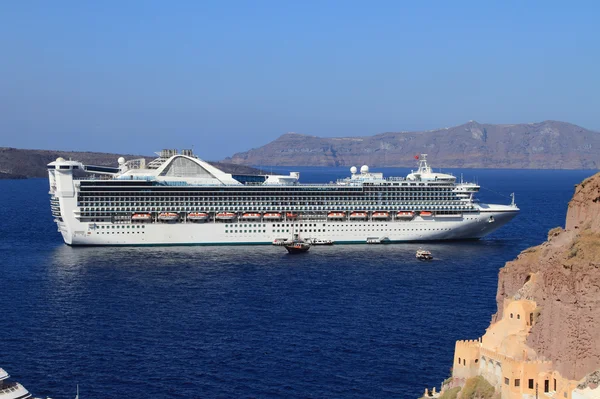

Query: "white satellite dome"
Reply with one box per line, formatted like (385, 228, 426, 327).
(360, 165, 369, 174)
(350, 166, 357, 174)
(56, 157, 65, 162)
(118, 157, 126, 165)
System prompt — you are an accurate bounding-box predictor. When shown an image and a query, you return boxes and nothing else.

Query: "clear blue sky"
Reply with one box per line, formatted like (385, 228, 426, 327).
(0, 1, 598, 160)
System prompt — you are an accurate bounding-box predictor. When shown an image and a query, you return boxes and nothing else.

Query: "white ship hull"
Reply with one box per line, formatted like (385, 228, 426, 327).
(55, 207, 517, 246)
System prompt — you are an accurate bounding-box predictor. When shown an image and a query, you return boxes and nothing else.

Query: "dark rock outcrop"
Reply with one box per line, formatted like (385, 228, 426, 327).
(494, 172, 600, 380)
(225, 120, 600, 168)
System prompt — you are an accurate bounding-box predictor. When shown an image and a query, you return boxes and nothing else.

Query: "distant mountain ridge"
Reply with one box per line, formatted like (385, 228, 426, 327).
(0, 148, 263, 179)
(224, 120, 600, 169)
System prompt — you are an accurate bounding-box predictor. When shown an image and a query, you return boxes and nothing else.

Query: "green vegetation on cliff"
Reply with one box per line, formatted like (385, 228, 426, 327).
(459, 376, 495, 399)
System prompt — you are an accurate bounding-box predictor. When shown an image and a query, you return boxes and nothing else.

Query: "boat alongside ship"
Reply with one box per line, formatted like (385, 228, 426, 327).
(47, 150, 519, 246)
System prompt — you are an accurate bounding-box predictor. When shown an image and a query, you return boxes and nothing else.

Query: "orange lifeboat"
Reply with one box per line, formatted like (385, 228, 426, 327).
(241, 212, 261, 220)
(263, 212, 282, 220)
(350, 211, 368, 219)
(286, 212, 298, 219)
(372, 211, 389, 219)
(158, 212, 179, 221)
(396, 211, 414, 219)
(216, 212, 237, 221)
(131, 213, 152, 221)
(420, 211, 432, 217)
(327, 212, 345, 219)
(188, 212, 209, 221)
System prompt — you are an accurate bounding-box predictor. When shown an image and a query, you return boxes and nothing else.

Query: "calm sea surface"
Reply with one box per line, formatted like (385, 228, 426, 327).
(0, 168, 596, 399)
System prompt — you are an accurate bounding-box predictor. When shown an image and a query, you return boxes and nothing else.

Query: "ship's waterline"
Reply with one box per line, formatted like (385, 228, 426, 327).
(48, 151, 518, 246)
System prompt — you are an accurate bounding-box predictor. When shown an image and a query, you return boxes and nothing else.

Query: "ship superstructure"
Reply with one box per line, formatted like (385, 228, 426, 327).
(47, 150, 518, 246)
(0, 368, 32, 399)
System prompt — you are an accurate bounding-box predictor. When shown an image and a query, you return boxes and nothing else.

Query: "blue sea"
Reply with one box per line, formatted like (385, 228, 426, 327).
(0, 168, 596, 399)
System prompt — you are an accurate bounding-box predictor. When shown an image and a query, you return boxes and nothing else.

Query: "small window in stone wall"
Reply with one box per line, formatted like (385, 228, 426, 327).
(517, 314, 521, 319)
(463, 359, 466, 366)
(474, 359, 479, 363)
(458, 357, 461, 364)
(529, 379, 534, 389)
(515, 379, 520, 387)
(510, 313, 513, 318)
(505, 377, 509, 385)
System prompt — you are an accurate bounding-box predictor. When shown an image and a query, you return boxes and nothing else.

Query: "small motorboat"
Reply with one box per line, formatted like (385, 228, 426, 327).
(420, 211, 433, 217)
(283, 234, 311, 254)
(416, 248, 433, 260)
(286, 212, 298, 220)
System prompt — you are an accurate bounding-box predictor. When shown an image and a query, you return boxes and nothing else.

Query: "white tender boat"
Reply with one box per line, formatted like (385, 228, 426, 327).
(131, 213, 152, 221)
(241, 212, 261, 220)
(215, 212, 236, 221)
(304, 238, 334, 245)
(158, 212, 179, 221)
(366, 237, 390, 244)
(187, 212, 209, 221)
(416, 248, 433, 260)
(263, 212, 282, 220)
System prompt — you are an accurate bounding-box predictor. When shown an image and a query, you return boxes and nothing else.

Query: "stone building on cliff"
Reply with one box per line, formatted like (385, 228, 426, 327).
(452, 298, 580, 398)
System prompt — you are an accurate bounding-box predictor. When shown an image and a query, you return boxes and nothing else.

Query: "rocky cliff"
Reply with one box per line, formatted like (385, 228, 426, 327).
(495, 172, 600, 381)
(225, 120, 600, 169)
(0, 147, 263, 179)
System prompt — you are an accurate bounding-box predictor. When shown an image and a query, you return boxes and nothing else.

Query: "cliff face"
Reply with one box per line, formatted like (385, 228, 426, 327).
(495, 172, 600, 380)
(0, 147, 263, 179)
(224, 120, 600, 168)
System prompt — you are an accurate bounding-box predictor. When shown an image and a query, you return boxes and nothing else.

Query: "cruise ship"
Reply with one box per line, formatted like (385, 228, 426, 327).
(47, 150, 519, 246)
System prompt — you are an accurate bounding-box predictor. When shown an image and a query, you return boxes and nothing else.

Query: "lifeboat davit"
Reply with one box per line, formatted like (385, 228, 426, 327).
(263, 212, 282, 220)
(188, 212, 209, 221)
(241, 212, 262, 220)
(158, 212, 179, 221)
(396, 211, 414, 219)
(327, 212, 345, 219)
(420, 211, 433, 217)
(216, 212, 237, 221)
(372, 211, 389, 219)
(350, 211, 368, 219)
(286, 212, 298, 219)
(132, 213, 152, 221)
